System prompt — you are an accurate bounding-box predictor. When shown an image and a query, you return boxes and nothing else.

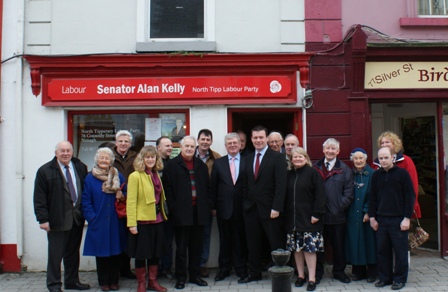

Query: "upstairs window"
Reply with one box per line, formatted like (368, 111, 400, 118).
(419, 0, 448, 16)
(150, 0, 204, 39)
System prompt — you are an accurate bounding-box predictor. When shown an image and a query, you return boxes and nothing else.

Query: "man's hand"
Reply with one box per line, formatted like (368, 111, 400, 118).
(40, 222, 50, 233)
(400, 217, 411, 231)
(369, 217, 378, 231)
(270, 209, 279, 219)
(311, 216, 319, 224)
(211, 209, 217, 217)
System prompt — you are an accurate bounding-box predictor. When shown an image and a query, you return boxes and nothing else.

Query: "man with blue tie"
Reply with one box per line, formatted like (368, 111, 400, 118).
(33, 141, 90, 292)
(238, 125, 287, 284)
(210, 133, 248, 282)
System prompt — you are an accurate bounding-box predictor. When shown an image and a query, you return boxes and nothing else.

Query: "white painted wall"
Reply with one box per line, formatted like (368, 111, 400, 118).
(1, 0, 25, 263)
(15, 0, 306, 271)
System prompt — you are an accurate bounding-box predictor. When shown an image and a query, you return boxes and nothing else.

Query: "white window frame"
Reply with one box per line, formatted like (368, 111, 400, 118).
(418, 0, 448, 17)
(136, 0, 215, 43)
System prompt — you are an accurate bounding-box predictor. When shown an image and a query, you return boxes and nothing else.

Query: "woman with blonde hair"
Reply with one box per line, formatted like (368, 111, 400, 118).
(285, 147, 326, 291)
(127, 146, 168, 292)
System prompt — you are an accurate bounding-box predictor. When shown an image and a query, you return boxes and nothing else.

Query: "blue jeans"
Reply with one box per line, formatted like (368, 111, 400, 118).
(200, 215, 212, 267)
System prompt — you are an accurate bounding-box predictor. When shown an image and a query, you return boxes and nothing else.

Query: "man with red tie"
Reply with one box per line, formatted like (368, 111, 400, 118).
(239, 125, 287, 284)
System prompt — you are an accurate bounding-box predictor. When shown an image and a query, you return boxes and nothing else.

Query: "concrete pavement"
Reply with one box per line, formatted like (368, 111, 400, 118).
(1, 249, 447, 291)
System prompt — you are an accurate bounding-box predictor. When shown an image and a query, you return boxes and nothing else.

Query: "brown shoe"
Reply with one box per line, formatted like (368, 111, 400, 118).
(199, 267, 209, 278)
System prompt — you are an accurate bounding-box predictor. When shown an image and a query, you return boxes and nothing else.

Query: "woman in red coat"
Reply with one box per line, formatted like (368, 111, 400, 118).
(372, 131, 421, 219)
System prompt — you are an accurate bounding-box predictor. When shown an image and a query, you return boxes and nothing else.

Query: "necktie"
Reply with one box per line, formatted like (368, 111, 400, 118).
(325, 162, 330, 171)
(230, 157, 236, 184)
(254, 153, 261, 179)
(65, 165, 77, 204)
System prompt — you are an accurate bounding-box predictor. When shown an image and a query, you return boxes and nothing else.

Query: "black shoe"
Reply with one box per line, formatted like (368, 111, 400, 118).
(175, 280, 185, 290)
(199, 267, 209, 278)
(334, 274, 351, 283)
(315, 276, 321, 284)
(366, 276, 376, 283)
(237, 274, 262, 284)
(64, 282, 91, 290)
(294, 277, 306, 287)
(391, 282, 405, 290)
(159, 268, 174, 279)
(306, 281, 316, 291)
(49, 290, 63, 292)
(352, 274, 367, 281)
(214, 271, 230, 281)
(375, 280, 392, 287)
(120, 271, 136, 279)
(189, 276, 208, 286)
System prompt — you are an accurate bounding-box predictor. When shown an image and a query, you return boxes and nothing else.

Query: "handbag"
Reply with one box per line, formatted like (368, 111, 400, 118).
(115, 182, 127, 219)
(408, 217, 429, 249)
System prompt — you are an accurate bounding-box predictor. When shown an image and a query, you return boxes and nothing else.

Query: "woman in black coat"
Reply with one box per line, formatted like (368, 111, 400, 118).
(286, 147, 326, 292)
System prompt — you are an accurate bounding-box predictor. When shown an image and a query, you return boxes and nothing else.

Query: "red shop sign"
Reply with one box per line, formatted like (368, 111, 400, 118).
(44, 75, 295, 106)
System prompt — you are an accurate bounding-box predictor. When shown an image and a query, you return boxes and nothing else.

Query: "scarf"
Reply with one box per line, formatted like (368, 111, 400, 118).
(92, 165, 120, 193)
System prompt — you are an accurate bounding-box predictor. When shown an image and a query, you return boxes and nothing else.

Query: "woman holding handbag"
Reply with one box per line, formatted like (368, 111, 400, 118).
(82, 147, 127, 291)
(127, 146, 168, 292)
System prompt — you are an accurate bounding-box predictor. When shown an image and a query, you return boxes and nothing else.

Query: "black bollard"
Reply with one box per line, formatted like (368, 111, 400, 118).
(268, 249, 294, 292)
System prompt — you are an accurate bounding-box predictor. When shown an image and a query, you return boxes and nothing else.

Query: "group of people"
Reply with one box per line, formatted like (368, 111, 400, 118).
(33, 126, 419, 292)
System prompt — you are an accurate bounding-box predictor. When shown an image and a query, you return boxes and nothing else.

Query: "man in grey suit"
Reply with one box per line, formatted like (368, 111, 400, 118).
(33, 141, 90, 292)
(211, 133, 248, 282)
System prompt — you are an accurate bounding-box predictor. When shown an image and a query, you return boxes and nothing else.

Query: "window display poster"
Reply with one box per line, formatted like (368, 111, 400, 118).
(160, 113, 186, 142)
(145, 118, 162, 140)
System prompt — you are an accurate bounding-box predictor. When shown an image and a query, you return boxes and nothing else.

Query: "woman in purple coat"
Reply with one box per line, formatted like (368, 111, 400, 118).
(82, 147, 127, 291)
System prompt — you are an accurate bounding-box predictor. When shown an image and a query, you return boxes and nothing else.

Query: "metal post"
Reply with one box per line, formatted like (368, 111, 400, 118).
(268, 249, 294, 292)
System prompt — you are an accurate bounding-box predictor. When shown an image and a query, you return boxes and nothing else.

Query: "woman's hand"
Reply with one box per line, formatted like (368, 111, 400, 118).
(129, 226, 138, 234)
(116, 190, 125, 201)
(363, 213, 370, 222)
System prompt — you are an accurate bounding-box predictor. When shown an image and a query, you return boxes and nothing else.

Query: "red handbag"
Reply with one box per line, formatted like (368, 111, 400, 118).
(115, 183, 127, 219)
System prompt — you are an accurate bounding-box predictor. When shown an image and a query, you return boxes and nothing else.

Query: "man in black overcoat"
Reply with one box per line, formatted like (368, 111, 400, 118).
(162, 136, 212, 290)
(33, 141, 90, 292)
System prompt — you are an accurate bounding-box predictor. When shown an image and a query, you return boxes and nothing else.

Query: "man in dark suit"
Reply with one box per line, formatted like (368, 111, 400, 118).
(162, 136, 212, 290)
(211, 132, 248, 282)
(33, 141, 90, 292)
(238, 125, 287, 284)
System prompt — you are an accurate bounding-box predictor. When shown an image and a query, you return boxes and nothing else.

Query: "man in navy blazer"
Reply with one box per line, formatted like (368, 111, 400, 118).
(211, 133, 248, 282)
(238, 125, 287, 284)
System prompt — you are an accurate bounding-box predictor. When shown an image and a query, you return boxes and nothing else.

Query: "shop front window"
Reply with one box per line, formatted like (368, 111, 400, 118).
(70, 110, 188, 170)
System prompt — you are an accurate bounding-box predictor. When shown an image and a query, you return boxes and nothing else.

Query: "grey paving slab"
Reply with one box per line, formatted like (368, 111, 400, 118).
(0, 249, 447, 292)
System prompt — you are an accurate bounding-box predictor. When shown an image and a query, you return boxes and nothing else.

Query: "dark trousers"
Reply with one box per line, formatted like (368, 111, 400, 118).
(376, 216, 409, 284)
(216, 216, 248, 276)
(119, 223, 132, 275)
(173, 207, 204, 282)
(244, 206, 286, 276)
(160, 219, 174, 271)
(46, 220, 83, 290)
(316, 223, 347, 278)
(96, 255, 120, 286)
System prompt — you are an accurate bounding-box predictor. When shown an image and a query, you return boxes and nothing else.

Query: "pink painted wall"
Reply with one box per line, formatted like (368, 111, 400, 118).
(341, 0, 448, 40)
(305, 0, 342, 43)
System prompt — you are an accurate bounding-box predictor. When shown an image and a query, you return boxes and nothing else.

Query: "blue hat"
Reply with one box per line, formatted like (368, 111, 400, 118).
(351, 147, 367, 155)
